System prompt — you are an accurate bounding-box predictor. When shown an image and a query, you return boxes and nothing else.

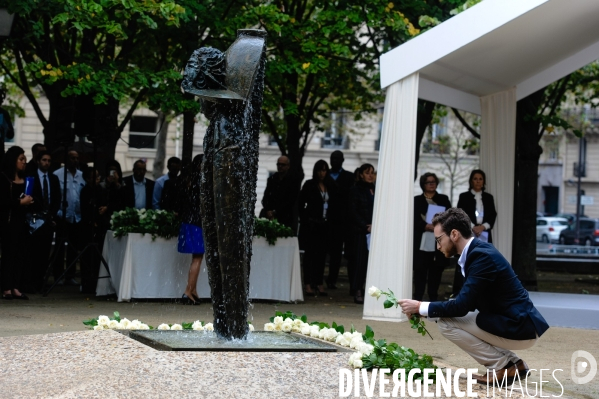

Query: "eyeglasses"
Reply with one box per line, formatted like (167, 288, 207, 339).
(434, 233, 446, 246)
(425, 181, 437, 185)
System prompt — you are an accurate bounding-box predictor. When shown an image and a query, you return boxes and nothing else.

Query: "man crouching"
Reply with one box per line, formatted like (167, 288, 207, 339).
(398, 208, 549, 385)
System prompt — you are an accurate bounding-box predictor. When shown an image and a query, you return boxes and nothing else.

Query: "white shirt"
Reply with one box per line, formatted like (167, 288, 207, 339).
(419, 236, 475, 317)
(471, 189, 491, 230)
(133, 178, 147, 209)
(37, 169, 52, 203)
(54, 167, 85, 223)
(152, 174, 169, 209)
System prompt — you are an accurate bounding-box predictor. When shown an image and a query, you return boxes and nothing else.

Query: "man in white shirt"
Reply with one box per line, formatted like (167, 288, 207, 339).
(152, 156, 181, 209)
(53, 150, 86, 285)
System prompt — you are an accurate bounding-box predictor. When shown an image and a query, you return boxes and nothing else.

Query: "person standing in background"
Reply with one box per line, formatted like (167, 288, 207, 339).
(260, 155, 301, 232)
(152, 156, 181, 209)
(0, 88, 15, 163)
(27, 150, 61, 292)
(53, 150, 85, 286)
(122, 160, 155, 210)
(455, 169, 497, 296)
(348, 163, 375, 304)
(326, 150, 355, 290)
(413, 172, 452, 302)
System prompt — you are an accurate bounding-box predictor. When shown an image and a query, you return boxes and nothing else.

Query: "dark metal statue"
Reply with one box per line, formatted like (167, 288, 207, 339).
(181, 29, 266, 339)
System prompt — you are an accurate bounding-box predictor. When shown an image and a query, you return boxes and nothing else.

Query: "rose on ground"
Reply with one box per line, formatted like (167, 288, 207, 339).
(204, 323, 214, 331)
(139, 323, 150, 330)
(264, 322, 275, 331)
(120, 318, 132, 329)
(192, 320, 204, 331)
(335, 335, 350, 347)
(157, 324, 170, 330)
(357, 342, 374, 356)
(171, 324, 183, 330)
(348, 352, 364, 368)
(309, 325, 320, 338)
(350, 335, 364, 349)
(93, 325, 104, 331)
(249, 324, 255, 332)
(273, 316, 284, 326)
(97, 316, 110, 326)
(108, 320, 121, 329)
(300, 324, 311, 335)
(293, 319, 303, 326)
(282, 322, 293, 332)
(325, 328, 339, 342)
(291, 324, 302, 333)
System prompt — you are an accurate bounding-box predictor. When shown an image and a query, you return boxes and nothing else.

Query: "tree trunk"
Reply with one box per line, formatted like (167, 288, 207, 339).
(512, 88, 545, 290)
(153, 111, 169, 180)
(414, 100, 436, 180)
(182, 107, 195, 161)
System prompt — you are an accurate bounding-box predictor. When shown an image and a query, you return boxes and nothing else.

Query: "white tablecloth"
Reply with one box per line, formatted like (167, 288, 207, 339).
(96, 233, 304, 303)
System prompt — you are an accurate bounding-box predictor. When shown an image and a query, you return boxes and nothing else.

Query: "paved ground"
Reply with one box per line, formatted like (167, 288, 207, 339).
(0, 269, 598, 398)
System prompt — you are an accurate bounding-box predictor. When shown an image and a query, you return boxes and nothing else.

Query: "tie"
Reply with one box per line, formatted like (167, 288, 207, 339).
(43, 174, 49, 210)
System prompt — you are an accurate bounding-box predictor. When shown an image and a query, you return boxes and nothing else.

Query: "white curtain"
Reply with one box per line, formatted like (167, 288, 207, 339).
(363, 74, 419, 322)
(480, 88, 517, 263)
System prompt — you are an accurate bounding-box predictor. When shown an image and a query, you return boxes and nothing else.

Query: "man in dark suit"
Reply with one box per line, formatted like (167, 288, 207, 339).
(398, 208, 549, 385)
(28, 150, 61, 292)
(122, 160, 155, 210)
(260, 155, 301, 232)
(25, 143, 46, 176)
(326, 150, 356, 290)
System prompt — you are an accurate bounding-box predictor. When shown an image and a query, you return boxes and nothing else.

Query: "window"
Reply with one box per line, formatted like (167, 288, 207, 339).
(129, 116, 158, 149)
(321, 111, 349, 149)
(537, 220, 547, 226)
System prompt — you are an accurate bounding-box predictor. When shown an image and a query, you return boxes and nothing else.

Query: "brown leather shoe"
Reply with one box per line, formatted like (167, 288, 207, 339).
(475, 364, 518, 386)
(515, 359, 530, 375)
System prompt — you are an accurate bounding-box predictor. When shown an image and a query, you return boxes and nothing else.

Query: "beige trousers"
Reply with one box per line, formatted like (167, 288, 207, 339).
(438, 311, 537, 370)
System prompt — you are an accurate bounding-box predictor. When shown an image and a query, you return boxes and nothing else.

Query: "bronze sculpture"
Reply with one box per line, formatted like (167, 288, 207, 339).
(181, 29, 266, 339)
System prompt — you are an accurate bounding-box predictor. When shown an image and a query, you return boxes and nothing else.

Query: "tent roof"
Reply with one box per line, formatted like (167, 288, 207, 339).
(380, 0, 599, 114)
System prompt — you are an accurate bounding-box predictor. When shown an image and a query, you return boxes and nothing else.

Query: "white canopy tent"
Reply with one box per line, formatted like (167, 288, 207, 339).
(364, 0, 599, 321)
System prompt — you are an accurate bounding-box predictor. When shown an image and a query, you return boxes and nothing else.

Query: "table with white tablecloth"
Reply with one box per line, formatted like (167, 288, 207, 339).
(96, 232, 304, 302)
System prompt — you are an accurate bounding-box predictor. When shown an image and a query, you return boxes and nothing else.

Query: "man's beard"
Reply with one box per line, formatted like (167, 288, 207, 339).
(442, 241, 458, 258)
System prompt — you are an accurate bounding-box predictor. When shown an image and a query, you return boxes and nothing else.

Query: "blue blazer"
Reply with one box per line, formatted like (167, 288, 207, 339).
(428, 239, 549, 340)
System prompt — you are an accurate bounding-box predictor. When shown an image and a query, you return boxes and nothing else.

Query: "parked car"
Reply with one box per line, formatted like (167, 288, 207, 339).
(558, 217, 599, 246)
(536, 217, 569, 243)
(554, 213, 588, 228)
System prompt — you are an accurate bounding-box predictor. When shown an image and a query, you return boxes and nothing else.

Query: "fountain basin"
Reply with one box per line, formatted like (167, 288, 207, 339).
(123, 330, 351, 352)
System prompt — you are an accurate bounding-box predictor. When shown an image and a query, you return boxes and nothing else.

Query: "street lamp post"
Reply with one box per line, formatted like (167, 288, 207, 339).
(0, 9, 15, 37)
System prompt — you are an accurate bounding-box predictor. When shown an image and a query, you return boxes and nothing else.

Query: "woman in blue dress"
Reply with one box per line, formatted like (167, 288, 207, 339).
(175, 154, 205, 304)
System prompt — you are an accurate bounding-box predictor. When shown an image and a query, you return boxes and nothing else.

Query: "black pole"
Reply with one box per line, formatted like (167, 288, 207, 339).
(575, 135, 583, 244)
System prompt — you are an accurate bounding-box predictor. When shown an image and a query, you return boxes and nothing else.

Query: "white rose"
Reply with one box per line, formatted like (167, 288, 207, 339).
(273, 316, 284, 326)
(130, 320, 142, 330)
(152, 215, 156, 220)
(120, 318, 132, 329)
(357, 343, 374, 356)
(291, 324, 302, 333)
(248, 324, 255, 332)
(284, 317, 293, 324)
(274, 323, 283, 331)
(204, 323, 214, 332)
(282, 322, 293, 333)
(108, 320, 120, 329)
(293, 319, 303, 326)
(318, 328, 327, 339)
(264, 323, 275, 331)
(309, 325, 320, 338)
(353, 358, 363, 369)
(300, 324, 312, 335)
(97, 315, 110, 326)
(368, 286, 382, 299)
(351, 331, 363, 339)
(350, 335, 364, 349)
(348, 352, 363, 367)
(171, 324, 183, 330)
(139, 323, 150, 330)
(325, 328, 339, 342)
(157, 324, 170, 330)
(140, 208, 146, 213)
(93, 325, 104, 331)
(140, 214, 146, 219)
(192, 321, 204, 331)
(343, 332, 353, 339)
(335, 335, 350, 347)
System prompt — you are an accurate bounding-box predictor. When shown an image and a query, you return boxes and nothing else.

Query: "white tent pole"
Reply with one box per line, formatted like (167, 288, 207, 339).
(363, 73, 419, 322)
(480, 88, 517, 263)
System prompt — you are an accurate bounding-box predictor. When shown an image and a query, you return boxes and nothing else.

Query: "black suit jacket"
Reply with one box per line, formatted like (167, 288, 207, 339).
(457, 190, 497, 242)
(328, 169, 355, 223)
(122, 175, 155, 210)
(31, 171, 61, 218)
(428, 239, 549, 340)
